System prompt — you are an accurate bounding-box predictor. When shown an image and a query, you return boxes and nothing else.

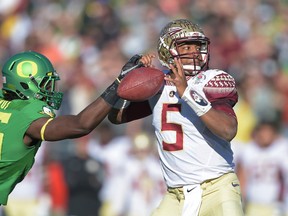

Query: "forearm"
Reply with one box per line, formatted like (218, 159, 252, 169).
(108, 100, 152, 124)
(42, 98, 111, 141)
(181, 83, 237, 141)
(77, 97, 112, 131)
(200, 108, 238, 141)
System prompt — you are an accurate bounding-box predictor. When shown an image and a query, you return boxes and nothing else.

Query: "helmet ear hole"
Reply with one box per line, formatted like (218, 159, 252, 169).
(20, 82, 29, 90)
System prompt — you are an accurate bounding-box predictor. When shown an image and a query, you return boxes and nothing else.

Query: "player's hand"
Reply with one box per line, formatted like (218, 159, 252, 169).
(117, 54, 143, 84)
(165, 57, 187, 97)
(102, 54, 143, 106)
(139, 53, 156, 67)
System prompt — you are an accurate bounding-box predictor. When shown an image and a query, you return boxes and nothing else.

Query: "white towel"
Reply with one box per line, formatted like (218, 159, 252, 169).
(182, 184, 203, 216)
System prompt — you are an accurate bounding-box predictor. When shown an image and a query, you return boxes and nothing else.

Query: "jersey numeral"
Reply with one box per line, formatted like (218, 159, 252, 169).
(0, 111, 12, 159)
(162, 104, 183, 151)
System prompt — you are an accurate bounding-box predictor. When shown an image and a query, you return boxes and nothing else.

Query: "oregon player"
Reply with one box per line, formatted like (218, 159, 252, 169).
(0, 51, 143, 205)
(0, 98, 55, 204)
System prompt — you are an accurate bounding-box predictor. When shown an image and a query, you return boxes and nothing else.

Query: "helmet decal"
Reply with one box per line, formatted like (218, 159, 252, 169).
(17, 61, 38, 78)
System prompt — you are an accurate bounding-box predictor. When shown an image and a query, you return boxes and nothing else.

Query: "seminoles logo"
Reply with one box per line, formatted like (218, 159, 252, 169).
(168, 27, 182, 37)
(190, 90, 208, 106)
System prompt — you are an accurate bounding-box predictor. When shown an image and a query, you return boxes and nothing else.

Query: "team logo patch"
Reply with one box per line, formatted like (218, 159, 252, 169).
(17, 61, 38, 77)
(190, 90, 208, 106)
(169, 91, 175, 97)
(194, 73, 206, 84)
(40, 106, 55, 118)
(168, 27, 182, 37)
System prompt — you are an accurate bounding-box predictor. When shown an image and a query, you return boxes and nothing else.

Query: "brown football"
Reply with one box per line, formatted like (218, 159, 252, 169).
(117, 67, 164, 102)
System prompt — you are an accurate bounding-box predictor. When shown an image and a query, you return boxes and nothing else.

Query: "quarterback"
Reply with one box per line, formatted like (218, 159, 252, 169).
(0, 50, 140, 205)
(108, 19, 244, 216)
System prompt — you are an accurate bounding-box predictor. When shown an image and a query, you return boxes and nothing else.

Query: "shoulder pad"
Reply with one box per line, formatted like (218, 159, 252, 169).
(203, 72, 238, 105)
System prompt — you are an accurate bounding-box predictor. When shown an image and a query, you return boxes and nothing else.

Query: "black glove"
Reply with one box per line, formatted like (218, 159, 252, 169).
(101, 54, 143, 106)
(115, 54, 143, 84)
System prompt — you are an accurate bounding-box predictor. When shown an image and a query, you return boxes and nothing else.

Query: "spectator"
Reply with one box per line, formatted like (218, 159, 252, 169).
(87, 122, 132, 216)
(61, 136, 104, 216)
(111, 132, 166, 216)
(236, 120, 288, 216)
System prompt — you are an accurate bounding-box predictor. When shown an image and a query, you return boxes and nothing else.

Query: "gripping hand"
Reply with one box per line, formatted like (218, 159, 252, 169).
(101, 54, 143, 106)
(116, 54, 143, 84)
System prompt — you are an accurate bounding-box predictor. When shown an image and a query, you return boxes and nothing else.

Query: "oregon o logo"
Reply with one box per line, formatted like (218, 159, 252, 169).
(17, 61, 38, 77)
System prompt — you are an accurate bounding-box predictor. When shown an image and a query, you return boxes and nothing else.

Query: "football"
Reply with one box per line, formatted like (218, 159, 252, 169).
(117, 67, 164, 102)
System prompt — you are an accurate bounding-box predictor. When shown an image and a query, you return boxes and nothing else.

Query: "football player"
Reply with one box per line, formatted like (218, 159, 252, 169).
(236, 120, 288, 216)
(108, 19, 244, 216)
(0, 50, 138, 205)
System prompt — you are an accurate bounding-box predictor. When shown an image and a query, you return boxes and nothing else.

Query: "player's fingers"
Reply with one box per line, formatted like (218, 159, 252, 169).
(139, 54, 155, 67)
(148, 54, 156, 67)
(168, 62, 178, 77)
(174, 57, 184, 77)
(139, 57, 148, 66)
(164, 74, 173, 82)
(169, 57, 182, 79)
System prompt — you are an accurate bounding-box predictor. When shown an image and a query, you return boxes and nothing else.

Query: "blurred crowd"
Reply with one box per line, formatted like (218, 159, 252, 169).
(1, 0, 288, 215)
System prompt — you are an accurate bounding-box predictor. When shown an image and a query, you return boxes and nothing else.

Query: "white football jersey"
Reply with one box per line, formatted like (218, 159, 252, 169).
(239, 138, 288, 204)
(150, 69, 235, 188)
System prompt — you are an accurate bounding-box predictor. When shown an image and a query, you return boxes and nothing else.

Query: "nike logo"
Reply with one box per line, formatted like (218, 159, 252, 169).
(187, 188, 193, 193)
(231, 182, 240, 187)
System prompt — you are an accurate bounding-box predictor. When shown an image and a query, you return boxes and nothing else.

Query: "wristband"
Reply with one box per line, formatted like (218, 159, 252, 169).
(100, 81, 120, 106)
(40, 118, 53, 141)
(181, 86, 211, 116)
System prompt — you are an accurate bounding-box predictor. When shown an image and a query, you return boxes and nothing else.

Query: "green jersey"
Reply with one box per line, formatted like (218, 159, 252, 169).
(0, 97, 55, 205)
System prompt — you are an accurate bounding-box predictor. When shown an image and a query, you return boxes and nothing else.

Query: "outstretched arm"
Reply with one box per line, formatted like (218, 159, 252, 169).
(25, 55, 146, 144)
(26, 97, 112, 142)
(108, 100, 152, 124)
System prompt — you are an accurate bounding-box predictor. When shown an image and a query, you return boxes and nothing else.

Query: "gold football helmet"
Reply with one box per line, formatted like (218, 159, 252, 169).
(157, 19, 210, 76)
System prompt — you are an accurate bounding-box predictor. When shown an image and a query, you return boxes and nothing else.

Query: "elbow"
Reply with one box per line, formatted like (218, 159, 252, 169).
(75, 120, 97, 137)
(73, 127, 92, 138)
(220, 115, 238, 142)
(82, 128, 93, 136)
(222, 125, 237, 142)
(210, 120, 237, 141)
